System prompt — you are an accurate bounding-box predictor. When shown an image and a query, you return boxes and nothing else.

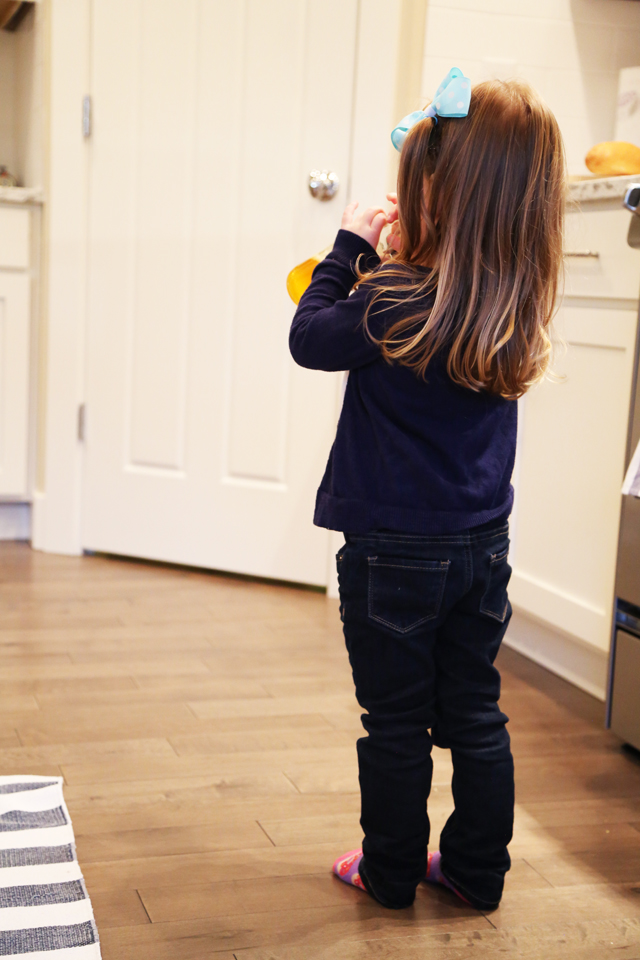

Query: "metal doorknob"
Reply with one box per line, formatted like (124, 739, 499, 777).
(309, 170, 339, 201)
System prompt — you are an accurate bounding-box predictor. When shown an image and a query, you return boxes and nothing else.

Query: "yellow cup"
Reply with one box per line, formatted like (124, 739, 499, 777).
(286, 246, 332, 305)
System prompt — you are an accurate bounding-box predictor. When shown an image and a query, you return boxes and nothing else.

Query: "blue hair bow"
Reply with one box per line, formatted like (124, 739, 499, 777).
(391, 67, 471, 151)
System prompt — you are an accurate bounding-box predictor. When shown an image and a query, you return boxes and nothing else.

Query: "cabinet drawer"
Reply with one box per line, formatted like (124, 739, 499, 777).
(564, 206, 640, 301)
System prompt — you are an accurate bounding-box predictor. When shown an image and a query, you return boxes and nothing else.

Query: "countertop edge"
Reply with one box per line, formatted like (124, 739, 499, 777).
(0, 187, 44, 205)
(568, 175, 640, 204)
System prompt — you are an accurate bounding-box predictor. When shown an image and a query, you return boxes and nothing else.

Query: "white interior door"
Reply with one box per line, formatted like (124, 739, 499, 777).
(82, 0, 358, 584)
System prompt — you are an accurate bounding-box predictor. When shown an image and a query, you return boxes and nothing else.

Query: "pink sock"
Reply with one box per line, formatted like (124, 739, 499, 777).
(425, 851, 470, 904)
(332, 848, 366, 891)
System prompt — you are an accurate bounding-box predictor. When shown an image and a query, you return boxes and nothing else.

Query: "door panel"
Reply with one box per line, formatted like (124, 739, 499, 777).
(83, 0, 357, 583)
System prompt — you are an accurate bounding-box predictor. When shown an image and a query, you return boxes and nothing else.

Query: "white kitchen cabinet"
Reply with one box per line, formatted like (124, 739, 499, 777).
(508, 192, 640, 697)
(0, 203, 35, 498)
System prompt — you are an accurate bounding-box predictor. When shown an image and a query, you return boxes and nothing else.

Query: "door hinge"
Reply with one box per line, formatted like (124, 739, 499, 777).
(82, 95, 92, 138)
(77, 403, 86, 442)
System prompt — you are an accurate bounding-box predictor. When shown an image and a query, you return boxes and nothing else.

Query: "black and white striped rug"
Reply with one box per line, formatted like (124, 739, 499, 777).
(0, 775, 100, 958)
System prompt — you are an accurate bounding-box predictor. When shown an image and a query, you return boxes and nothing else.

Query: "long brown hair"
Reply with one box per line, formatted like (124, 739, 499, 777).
(361, 79, 565, 399)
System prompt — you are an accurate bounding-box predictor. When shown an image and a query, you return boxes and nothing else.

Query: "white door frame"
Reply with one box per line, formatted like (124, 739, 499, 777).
(33, 0, 426, 573)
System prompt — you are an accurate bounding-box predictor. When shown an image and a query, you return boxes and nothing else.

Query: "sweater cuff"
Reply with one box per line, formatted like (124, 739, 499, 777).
(328, 229, 381, 275)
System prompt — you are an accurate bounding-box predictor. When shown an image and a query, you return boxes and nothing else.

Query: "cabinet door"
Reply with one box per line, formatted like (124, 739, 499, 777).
(510, 303, 638, 651)
(0, 271, 30, 497)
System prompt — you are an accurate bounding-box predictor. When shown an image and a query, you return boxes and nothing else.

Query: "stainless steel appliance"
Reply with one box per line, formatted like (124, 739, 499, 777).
(607, 183, 640, 747)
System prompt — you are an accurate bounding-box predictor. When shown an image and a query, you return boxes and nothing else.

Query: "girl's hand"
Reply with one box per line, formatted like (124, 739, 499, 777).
(341, 202, 388, 249)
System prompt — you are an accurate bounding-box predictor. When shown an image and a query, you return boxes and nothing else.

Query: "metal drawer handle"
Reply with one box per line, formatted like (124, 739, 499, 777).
(565, 250, 600, 259)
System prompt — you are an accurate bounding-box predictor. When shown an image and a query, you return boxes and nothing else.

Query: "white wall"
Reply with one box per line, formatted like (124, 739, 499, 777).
(0, 6, 43, 188)
(0, 31, 18, 176)
(14, 4, 45, 190)
(420, 0, 640, 176)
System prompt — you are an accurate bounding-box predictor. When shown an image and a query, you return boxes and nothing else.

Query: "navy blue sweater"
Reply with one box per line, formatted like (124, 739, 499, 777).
(289, 229, 517, 535)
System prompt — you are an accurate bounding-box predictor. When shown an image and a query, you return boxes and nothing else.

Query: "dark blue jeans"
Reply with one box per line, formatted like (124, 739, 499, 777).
(336, 521, 514, 911)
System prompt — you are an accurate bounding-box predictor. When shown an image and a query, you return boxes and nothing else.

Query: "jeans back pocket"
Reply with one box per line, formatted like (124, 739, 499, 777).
(367, 556, 450, 633)
(479, 547, 511, 623)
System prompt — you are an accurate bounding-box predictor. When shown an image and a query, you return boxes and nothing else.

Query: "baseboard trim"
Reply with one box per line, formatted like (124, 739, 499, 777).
(505, 606, 608, 701)
(0, 503, 31, 540)
(509, 569, 608, 652)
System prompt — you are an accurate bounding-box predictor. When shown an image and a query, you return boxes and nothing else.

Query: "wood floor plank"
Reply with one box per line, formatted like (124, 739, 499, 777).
(138, 873, 361, 923)
(283, 745, 453, 796)
(60, 746, 357, 785)
(76, 820, 274, 862)
(69, 790, 360, 821)
(0, 615, 123, 631)
(0, 730, 21, 748)
(0, 621, 270, 644)
(260, 677, 358, 697)
(62, 772, 313, 803)
(35, 677, 270, 706)
(505, 754, 640, 802)
(80, 842, 366, 890)
(198, 654, 351, 681)
(67, 792, 343, 835)
(509, 729, 625, 758)
(87, 886, 151, 929)
(283, 763, 359, 795)
(67, 794, 369, 842)
(0, 658, 211, 681)
(0, 693, 39, 711)
(15, 702, 202, 745)
(513, 819, 640, 852)
(188, 695, 362, 721)
(0, 652, 72, 666)
(258, 812, 361, 849)
(487, 882, 640, 927)
(0, 737, 177, 766)
(516, 797, 640, 828)
(0, 761, 62, 777)
(183, 714, 334, 734)
(0, 636, 215, 659)
(526, 851, 640, 886)
(0, 597, 131, 619)
(169, 726, 350, 757)
(505, 858, 553, 891)
(1, 677, 138, 697)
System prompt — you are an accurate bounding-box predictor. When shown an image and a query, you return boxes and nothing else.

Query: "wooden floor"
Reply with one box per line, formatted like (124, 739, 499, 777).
(1, 542, 640, 958)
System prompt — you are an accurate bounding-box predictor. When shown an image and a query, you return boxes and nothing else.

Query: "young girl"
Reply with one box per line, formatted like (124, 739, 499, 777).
(289, 73, 565, 912)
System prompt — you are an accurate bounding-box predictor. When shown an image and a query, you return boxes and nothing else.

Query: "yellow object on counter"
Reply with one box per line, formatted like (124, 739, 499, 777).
(286, 246, 333, 305)
(585, 141, 640, 177)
